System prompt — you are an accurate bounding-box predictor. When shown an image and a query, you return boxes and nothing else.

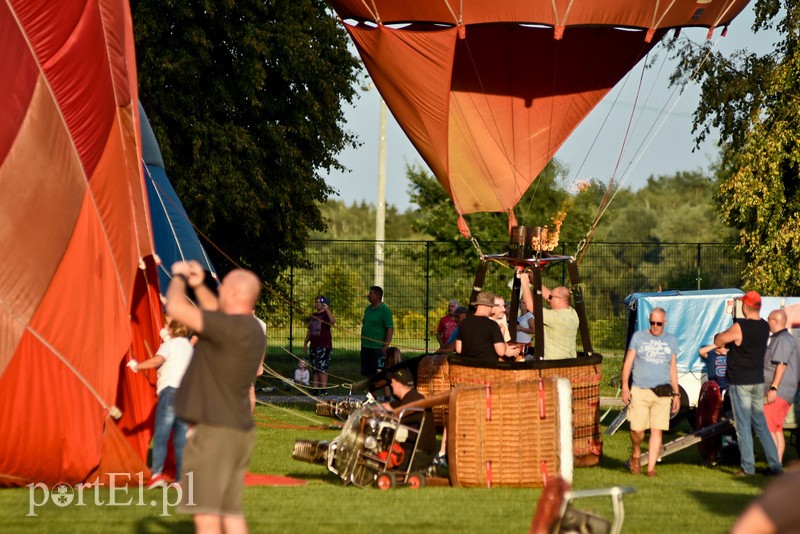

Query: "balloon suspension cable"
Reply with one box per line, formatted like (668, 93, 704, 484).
(604, 32, 722, 208)
(262, 334, 355, 396)
(470, 235, 485, 259)
(576, 30, 719, 263)
(440, 0, 460, 25)
(254, 399, 338, 429)
(144, 163, 217, 280)
(0, 295, 114, 415)
(576, 33, 725, 266)
(146, 164, 430, 357)
(576, 56, 648, 264)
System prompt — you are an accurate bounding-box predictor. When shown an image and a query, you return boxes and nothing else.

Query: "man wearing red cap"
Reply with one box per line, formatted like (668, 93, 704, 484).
(714, 291, 783, 477)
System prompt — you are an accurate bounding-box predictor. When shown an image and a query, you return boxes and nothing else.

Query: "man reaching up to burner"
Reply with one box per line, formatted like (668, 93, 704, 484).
(520, 272, 578, 359)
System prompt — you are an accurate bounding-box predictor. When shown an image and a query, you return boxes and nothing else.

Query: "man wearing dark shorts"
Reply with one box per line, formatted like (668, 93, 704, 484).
(304, 296, 336, 395)
(360, 286, 394, 377)
(167, 261, 266, 533)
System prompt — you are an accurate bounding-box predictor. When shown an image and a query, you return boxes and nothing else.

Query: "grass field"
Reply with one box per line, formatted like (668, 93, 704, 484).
(2, 353, 791, 533)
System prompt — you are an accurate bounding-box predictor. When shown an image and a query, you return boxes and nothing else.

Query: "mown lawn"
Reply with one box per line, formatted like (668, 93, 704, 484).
(2, 382, 791, 534)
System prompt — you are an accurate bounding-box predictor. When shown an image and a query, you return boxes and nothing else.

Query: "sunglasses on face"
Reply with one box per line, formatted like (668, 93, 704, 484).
(650, 321, 664, 327)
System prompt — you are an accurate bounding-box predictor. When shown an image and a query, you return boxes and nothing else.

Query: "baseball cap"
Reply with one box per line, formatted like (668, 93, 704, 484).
(741, 291, 762, 309)
(389, 368, 414, 387)
(470, 291, 495, 307)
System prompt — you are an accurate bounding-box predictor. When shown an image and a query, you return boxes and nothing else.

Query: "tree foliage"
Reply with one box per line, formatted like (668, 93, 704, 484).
(132, 0, 360, 282)
(673, 1, 800, 293)
(596, 171, 736, 243)
(310, 200, 426, 240)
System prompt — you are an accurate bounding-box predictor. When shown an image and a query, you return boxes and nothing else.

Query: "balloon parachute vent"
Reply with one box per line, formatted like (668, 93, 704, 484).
(292, 439, 329, 465)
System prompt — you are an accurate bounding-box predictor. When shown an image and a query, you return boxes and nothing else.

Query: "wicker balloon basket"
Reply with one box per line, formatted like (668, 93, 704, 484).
(448, 378, 573, 488)
(416, 353, 451, 430)
(448, 354, 603, 467)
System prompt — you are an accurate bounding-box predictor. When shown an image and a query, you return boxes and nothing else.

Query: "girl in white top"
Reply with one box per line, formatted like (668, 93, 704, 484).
(127, 316, 193, 488)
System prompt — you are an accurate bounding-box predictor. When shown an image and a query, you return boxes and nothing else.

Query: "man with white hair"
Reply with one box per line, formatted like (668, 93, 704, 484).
(167, 260, 266, 534)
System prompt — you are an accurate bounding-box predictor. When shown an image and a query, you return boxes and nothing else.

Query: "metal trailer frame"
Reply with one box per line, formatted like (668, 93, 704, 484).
(326, 402, 430, 489)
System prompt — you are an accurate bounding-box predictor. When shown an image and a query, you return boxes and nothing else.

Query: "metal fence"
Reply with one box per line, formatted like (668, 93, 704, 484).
(263, 241, 743, 357)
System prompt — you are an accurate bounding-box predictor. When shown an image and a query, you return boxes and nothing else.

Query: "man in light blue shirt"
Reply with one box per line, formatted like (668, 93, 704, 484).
(621, 307, 680, 477)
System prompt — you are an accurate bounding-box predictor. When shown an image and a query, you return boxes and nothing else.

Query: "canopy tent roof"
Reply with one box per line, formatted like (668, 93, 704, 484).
(328, 0, 751, 223)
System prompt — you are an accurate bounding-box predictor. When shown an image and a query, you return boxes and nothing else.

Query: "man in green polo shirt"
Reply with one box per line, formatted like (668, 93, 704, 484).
(360, 286, 394, 377)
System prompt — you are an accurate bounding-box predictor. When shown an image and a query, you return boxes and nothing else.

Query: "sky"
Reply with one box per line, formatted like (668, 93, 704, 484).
(323, 4, 777, 213)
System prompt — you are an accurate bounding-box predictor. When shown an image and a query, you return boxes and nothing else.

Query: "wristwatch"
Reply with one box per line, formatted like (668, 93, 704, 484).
(672, 392, 680, 397)
(769, 385, 778, 391)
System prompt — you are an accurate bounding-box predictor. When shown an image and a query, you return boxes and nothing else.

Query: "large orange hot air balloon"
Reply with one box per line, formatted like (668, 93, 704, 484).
(0, 0, 162, 486)
(327, 0, 751, 231)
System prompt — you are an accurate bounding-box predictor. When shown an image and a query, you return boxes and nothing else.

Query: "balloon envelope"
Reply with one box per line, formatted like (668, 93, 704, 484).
(328, 0, 751, 217)
(0, 0, 161, 486)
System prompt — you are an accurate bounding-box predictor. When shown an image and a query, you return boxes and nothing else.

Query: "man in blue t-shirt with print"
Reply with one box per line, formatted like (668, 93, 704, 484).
(621, 307, 680, 478)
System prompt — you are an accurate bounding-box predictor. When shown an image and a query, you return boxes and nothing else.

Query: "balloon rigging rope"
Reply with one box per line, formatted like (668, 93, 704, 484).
(577, 32, 719, 263)
(598, 34, 723, 226)
(0, 295, 111, 411)
(146, 175, 432, 378)
(564, 69, 635, 194)
(145, 177, 436, 412)
(575, 48, 650, 263)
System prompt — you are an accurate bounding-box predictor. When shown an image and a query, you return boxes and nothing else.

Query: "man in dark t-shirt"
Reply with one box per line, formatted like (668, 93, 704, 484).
(714, 291, 782, 477)
(382, 369, 437, 471)
(167, 261, 266, 532)
(456, 291, 519, 362)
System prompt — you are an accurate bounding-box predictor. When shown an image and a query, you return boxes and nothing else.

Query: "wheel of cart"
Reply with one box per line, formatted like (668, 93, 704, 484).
(374, 472, 397, 490)
(405, 471, 427, 489)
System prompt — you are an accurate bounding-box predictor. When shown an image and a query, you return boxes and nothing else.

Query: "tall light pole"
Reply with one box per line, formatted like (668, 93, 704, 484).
(374, 98, 387, 289)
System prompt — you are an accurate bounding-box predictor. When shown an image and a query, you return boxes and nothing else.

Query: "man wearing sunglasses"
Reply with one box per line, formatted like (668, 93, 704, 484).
(621, 307, 679, 477)
(518, 273, 579, 360)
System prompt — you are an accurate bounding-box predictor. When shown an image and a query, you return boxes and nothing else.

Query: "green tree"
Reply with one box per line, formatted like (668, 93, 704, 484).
(133, 0, 360, 282)
(595, 171, 736, 243)
(310, 200, 427, 240)
(407, 160, 590, 244)
(673, 1, 800, 293)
